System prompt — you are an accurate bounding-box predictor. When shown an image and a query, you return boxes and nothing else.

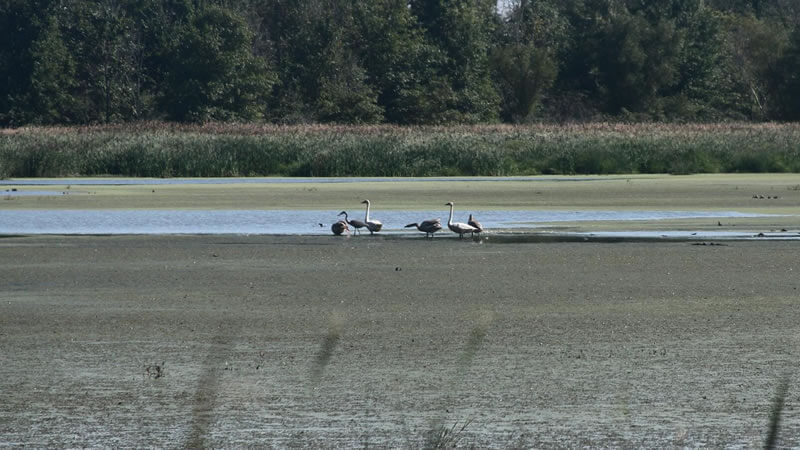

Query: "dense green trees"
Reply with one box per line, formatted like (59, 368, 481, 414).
(0, 0, 798, 126)
(772, 28, 800, 120)
(161, 5, 275, 121)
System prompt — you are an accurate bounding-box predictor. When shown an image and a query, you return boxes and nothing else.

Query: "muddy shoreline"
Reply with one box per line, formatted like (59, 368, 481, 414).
(1, 234, 799, 447)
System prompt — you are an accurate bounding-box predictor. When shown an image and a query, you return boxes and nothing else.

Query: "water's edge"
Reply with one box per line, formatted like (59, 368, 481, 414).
(0, 209, 794, 240)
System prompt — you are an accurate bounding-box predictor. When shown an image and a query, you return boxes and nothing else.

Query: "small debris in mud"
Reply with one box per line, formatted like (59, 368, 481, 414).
(752, 194, 779, 199)
(691, 242, 727, 246)
(395, 267, 401, 271)
(145, 362, 165, 379)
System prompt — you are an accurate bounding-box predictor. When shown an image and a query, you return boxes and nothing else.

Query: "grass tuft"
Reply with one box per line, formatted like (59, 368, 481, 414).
(423, 417, 474, 450)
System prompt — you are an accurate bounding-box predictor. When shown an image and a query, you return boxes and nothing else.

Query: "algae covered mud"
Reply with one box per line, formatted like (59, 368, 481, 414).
(2, 174, 800, 238)
(2, 174, 800, 446)
(1, 235, 799, 447)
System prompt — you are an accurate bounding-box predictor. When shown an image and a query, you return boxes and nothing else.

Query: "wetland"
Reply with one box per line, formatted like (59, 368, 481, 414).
(1, 174, 800, 446)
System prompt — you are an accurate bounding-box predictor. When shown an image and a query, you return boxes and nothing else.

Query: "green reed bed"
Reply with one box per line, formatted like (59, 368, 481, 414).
(1, 122, 799, 178)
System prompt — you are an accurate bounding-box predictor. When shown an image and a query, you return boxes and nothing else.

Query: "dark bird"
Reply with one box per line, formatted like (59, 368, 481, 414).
(405, 218, 442, 238)
(338, 211, 367, 235)
(467, 213, 483, 237)
(361, 199, 383, 234)
(331, 220, 349, 236)
(445, 202, 478, 238)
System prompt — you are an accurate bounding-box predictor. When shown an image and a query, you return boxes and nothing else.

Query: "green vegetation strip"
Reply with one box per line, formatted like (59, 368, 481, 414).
(2, 123, 800, 178)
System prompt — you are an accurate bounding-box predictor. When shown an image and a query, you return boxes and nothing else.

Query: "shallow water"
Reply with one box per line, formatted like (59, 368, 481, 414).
(0, 176, 619, 186)
(494, 230, 800, 243)
(2, 189, 72, 196)
(0, 209, 784, 236)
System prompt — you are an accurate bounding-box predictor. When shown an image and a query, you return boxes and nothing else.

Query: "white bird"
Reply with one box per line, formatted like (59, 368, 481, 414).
(338, 211, 367, 235)
(361, 199, 383, 234)
(405, 218, 442, 238)
(445, 202, 477, 238)
(468, 213, 483, 237)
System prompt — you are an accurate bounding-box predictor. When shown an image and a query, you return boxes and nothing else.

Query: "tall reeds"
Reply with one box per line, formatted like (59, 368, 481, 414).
(1, 122, 799, 178)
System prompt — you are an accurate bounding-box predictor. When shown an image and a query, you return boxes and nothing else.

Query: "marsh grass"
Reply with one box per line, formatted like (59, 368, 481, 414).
(2, 122, 799, 178)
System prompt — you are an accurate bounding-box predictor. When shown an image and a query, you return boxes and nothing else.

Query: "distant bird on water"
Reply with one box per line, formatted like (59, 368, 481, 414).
(445, 202, 478, 238)
(467, 213, 483, 237)
(405, 218, 442, 238)
(338, 211, 367, 235)
(331, 220, 349, 236)
(361, 199, 383, 234)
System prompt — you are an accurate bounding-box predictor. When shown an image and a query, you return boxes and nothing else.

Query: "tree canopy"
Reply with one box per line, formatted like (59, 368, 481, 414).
(1, 0, 798, 126)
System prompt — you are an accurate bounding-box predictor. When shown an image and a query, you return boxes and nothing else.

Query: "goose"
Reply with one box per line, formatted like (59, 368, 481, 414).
(445, 202, 477, 238)
(404, 218, 442, 238)
(468, 213, 483, 237)
(331, 220, 349, 236)
(361, 199, 383, 234)
(338, 211, 367, 235)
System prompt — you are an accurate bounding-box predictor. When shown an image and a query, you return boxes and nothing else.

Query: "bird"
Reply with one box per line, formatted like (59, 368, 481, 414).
(361, 199, 383, 234)
(405, 218, 442, 238)
(331, 220, 349, 236)
(467, 213, 483, 237)
(445, 202, 478, 238)
(338, 211, 367, 235)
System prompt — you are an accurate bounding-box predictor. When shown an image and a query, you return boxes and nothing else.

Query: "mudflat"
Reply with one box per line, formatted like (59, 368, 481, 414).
(3, 173, 800, 212)
(1, 234, 799, 447)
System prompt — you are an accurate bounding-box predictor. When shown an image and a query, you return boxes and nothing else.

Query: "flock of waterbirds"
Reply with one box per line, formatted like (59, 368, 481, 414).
(330, 200, 484, 238)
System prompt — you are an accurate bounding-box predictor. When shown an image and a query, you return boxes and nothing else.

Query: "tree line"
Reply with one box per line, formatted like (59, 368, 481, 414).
(1, 0, 799, 126)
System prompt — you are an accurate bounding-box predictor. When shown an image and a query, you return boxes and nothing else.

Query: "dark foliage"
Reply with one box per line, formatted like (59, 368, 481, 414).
(0, 0, 798, 126)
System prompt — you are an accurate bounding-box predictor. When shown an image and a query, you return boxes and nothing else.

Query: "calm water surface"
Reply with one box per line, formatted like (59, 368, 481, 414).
(2, 178, 794, 238)
(0, 209, 785, 236)
(0, 176, 620, 186)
